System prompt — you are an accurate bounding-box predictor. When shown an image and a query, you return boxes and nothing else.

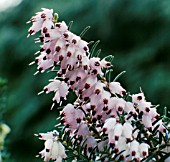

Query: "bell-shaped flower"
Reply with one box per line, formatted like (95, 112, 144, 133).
(83, 136, 97, 154)
(125, 102, 135, 113)
(77, 39, 89, 52)
(142, 114, 152, 130)
(132, 92, 146, 104)
(130, 140, 139, 157)
(115, 98, 126, 113)
(77, 123, 90, 137)
(139, 143, 150, 157)
(113, 123, 123, 141)
(103, 118, 116, 134)
(122, 122, 133, 141)
(114, 136, 128, 156)
(108, 81, 126, 96)
(28, 8, 53, 36)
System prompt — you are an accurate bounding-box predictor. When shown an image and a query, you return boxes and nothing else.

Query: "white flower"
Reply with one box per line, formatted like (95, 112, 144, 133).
(37, 130, 67, 162)
(139, 143, 150, 157)
(132, 92, 145, 104)
(122, 122, 133, 141)
(103, 118, 116, 134)
(108, 81, 126, 96)
(130, 140, 139, 157)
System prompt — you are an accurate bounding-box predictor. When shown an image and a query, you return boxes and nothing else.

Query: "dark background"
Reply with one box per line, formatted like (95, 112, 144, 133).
(0, 0, 170, 161)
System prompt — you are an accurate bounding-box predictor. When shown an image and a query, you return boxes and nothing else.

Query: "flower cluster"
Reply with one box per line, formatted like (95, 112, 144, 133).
(28, 8, 170, 162)
(35, 130, 66, 162)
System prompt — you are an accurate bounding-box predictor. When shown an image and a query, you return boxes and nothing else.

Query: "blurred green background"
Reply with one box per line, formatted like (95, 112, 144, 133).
(0, 0, 170, 161)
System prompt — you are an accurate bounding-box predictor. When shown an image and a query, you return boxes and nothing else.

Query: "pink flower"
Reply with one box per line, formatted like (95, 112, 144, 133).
(108, 81, 126, 96)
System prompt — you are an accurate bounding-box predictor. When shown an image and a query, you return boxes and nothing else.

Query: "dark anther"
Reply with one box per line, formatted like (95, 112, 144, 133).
(76, 76, 81, 82)
(45, 33, 50, 37)
(145, 107, 150, 112)
(114, 148, 119, 153)
(87, 108, 91, 112)
(110, 143, 115, 148)
(77, 55, 82, 61)
(35, 59, 38, 63)
(39, 36, 44, 42)
(118, 106, 123, 111)
(103, 106, 108, 111)
(38, 67, 43, 72)
(59, 55, 64, 61)
(133, 113, 137, 119)
(115, 136, 119, 141)
(122, 91, 126, 95)
(46, 48, 51, 54)
(29, 30, 34, 35)
(66, 124, 70, 128)
(92, 69, 97, 75)
(84, 46, 88, 51)
(68, 65, 73, 71)
(137, 96, 142, 100)
(106, 63, 111, 67)
(67, 52, 72, 57)
(97, 115, 102, 120)
(70, 81, 75, 85)
(63, 33, 68, 38)
(43, 56, 46, 60)
(46, 149, 50, 152)
(56, 24, 61, 28)
(84, 83, 90, 89)
(55, 46, 61, 52)
(103, 128, 107, 132)
(119, 155, 124, 160)
(38, 134, 42, 138)
(142, 151, 147, 156)
(91, 105, 96, 110)
(92, 118, 97, 123)
(64, 78, 69, 82)
(72, 39, 77, 44)
(44, 88, 48, 92)
(43, 27, 48, 33)
(79, 89, 83, 94)
(103, 99, 108, 104)
(84, 97, 89, 102)
(76, 118, 81, 123)
(95, 62, 100, 66)
(127, 138, 131, 142)
(132, 151, 136, 156)
(92, 110, 96, 116)
(106, 109, 111, 115)
(95, 89, 100, 95)
(41, 13, 46, 18)
(53, 61, 57, 67)
(40, 48, 45, 52)
(60, 119, 65, 124)
(84, 65, 88, 70)
(62, 69, 66, 74)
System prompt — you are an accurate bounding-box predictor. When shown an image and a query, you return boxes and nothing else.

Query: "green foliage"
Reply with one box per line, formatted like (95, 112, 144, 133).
(0, 0, 170, 161)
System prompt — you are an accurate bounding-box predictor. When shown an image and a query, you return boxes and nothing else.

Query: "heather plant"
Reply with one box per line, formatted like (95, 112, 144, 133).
(28, 8, 170, 162)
